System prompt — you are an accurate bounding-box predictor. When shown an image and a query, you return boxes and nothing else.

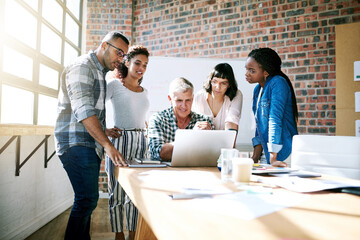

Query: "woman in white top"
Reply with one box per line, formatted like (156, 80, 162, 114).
(193, 63, 243, 133)
(105, 45, 150, 240)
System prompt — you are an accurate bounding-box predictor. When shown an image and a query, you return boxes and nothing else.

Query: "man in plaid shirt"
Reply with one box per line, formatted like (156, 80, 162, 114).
(148, 77, 214, 161)
(54, 31, 129, 239)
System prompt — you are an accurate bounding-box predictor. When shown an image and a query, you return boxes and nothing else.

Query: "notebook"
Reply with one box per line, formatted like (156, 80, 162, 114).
(166, 129, 236, 167)
(126, 158, 167, 168)
(252, 164, 298, 174)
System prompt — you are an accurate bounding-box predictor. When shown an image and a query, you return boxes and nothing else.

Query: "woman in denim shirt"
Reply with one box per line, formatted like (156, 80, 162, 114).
(245, 48, 298, 167)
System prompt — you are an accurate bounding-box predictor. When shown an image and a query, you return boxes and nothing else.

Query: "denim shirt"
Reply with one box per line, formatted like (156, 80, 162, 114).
(252, 75, 298, 163)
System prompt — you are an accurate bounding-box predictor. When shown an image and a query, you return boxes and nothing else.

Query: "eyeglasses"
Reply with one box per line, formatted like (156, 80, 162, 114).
(106, 42, 126, 58)
(211, 79, 229, 88)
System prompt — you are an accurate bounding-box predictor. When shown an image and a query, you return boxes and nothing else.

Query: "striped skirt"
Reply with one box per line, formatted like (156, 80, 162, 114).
(105, 130, 147, 232)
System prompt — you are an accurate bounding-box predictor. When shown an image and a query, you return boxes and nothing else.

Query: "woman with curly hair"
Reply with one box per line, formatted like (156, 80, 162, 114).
(105, 45, 150, 240)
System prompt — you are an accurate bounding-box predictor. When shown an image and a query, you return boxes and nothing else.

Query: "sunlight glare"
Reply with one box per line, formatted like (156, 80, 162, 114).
(1, 85, 34, 124)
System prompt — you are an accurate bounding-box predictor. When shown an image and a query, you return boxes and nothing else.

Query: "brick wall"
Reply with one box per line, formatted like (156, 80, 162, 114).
(86, 0, 360, 193)
(86, 0, 133, 52)
(132, 0, 360, 135)
(86, 0, 133, 193)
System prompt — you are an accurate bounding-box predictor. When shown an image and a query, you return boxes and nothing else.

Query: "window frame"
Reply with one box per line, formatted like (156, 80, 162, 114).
(0, 0, 84, 130)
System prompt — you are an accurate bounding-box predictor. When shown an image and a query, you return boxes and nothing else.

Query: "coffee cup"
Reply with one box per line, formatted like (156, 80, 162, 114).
(232, 157, 254, 183)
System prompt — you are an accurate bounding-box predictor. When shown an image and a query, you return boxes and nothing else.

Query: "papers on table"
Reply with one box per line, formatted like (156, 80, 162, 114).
(258, 176, 360, 193)
(269, 170, 322, 178)
(184, 190, 308, 220)
(252, 164, 297, 174)
(137, 170, 309, 220)
(137, 169, 360, 221)
(170, 188, 232, 200)
(138, 170, 230, 192)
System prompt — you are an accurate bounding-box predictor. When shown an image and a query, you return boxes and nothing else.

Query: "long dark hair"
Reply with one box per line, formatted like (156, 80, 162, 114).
(204, 63, 238, 100)
(248, 47, 298, 124)
(116, 45, 149, 85)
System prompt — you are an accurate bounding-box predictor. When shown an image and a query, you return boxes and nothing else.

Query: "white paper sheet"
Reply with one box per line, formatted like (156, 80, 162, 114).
(138, 170, 231, 192)
(355, 92, 360, 112)
(183, 190, 308, 220)
(138, 170, 308, 220)
(258, 176, 360, 193)
(355, 61, 360, 81)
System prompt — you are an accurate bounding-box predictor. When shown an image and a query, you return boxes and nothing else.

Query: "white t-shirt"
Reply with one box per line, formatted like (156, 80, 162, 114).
(106, 79, 150, 129)
(192, 89, 243, 130)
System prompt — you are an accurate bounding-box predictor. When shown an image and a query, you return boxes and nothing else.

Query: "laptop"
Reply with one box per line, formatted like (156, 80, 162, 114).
(166, 129, 236, 167)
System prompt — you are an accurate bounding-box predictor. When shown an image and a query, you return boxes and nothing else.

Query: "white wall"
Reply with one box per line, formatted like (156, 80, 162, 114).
(145, 57, 256, 146)
(106, 56, 256, 146)
(0, 135, 73, 240)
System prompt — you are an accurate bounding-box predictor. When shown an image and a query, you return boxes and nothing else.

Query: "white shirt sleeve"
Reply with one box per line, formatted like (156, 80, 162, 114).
(105, 79, 115, 101)
(225, 89, 243, 125)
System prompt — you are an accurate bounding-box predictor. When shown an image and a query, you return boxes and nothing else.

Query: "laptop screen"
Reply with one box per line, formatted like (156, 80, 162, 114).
(170, 129, 236, 167)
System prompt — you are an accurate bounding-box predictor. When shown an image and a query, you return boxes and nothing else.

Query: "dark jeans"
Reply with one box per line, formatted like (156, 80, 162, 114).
(59, 146, 101, 240)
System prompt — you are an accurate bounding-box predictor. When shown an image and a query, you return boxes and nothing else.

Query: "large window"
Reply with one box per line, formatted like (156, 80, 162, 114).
(0, 0, 83, 126)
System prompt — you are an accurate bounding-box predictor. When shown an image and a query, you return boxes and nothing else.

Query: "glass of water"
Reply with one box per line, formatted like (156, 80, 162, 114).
(220, 148, 239, 182)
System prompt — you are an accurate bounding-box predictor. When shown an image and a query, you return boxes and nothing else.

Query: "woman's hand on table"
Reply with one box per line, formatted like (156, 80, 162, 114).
(270, 152, 287, 167)
(251, 144, 263, 163)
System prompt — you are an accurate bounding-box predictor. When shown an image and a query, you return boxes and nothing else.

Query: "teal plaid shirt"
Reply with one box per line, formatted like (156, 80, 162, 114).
(148, 107, 214, 160)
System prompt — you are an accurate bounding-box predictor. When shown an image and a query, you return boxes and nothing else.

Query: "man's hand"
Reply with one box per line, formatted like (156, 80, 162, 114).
(106, 127, 122, 139)
(251, 144, 263, 163)
(81, 116, 127, 167)
(193, 121, 212, 130)
(159, 142, 174, 161)
(105, 145, 127, 167)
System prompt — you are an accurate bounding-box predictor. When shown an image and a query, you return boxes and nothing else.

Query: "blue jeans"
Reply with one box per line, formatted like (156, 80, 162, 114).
(59, 146, 101, 240)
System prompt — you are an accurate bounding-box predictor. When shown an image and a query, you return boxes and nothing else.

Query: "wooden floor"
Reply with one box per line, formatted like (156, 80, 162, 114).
(26, 198, 128, 240)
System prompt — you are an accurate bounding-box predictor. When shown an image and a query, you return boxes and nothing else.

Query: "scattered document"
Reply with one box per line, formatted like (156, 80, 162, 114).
(184, 190, 308, 220)
(170, 188, 232, 200)
(138, 170, 231, 192)
(355, 92, 360, 112)
(252, 164, 297, 174)
(269, 170, 321, 178)
(355, 61, 360, 81)
(258, 176, 360, 193)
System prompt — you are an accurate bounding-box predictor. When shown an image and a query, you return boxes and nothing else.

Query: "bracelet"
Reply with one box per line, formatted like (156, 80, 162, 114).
(227, 128, 238, 132)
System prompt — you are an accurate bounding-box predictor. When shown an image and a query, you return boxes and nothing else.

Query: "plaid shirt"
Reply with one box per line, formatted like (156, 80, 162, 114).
(148, 107, 214, 160)
(54, 50, 108, 158)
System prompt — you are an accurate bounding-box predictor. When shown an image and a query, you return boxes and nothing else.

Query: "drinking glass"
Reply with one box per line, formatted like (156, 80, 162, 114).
(220, 148, 239, 182)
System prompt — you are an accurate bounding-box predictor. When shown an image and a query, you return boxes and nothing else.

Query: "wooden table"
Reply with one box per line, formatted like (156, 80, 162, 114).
(115, 167, 360, 240)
